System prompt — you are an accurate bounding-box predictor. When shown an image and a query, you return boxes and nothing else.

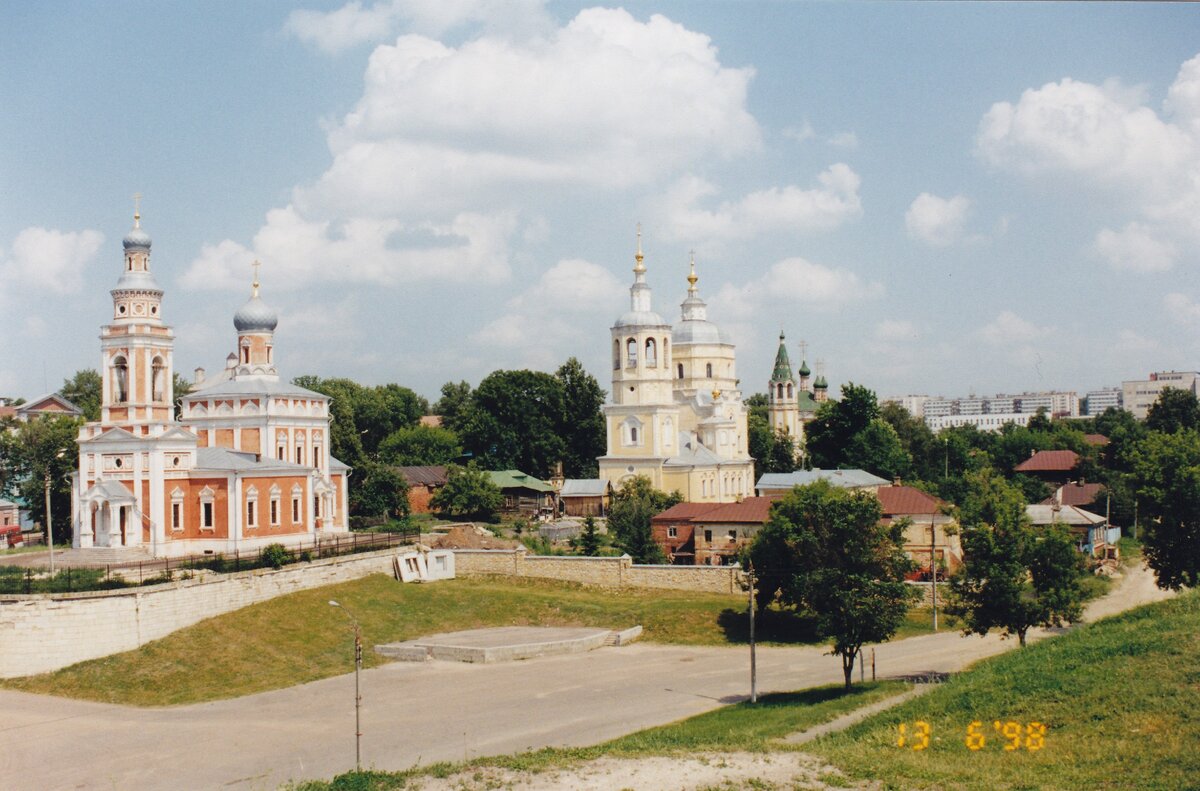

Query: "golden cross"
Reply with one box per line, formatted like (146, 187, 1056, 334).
(251, 259, 262, 295)
(798, 339, 808, 361)
(132, 192, 143, 222)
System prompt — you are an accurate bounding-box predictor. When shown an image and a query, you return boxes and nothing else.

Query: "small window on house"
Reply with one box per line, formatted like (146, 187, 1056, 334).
(668, 526, 677, 538)
(704, 529, 713, 543)
(728, 529, 737, 540)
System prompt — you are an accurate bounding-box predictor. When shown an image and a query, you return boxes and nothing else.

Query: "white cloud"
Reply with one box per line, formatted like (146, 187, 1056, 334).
(781, 122, 857, 149)
(1165, 292, 1200, 326)
(977, 53, 1200, 270)
(979, 310, 1047, 346)
(1094, 222, 1177, 272)
(201, 8, 764, 291)
(1114, 328, 1159, 353)
(874, 319, 920, 343)
(470, 258, 625, 368)
(654, 164, 862, 244)
(711, 256, 883, 322)
(0, 227, 104, 296)
(182, 207, 515, 291)
(905, 193, 971, 247)
(285, 0, 552, 54)
(827, 131, 859, 149)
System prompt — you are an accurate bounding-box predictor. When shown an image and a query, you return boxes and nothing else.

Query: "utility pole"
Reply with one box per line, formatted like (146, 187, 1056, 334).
(930, 515, 937, 632)
(748, 562, 757, 704)
(45, 469, 54, 574)
(329, 600, 363, 771)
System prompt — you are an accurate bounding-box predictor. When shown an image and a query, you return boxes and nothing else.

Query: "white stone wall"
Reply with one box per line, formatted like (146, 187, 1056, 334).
(0, 549, 399, 679)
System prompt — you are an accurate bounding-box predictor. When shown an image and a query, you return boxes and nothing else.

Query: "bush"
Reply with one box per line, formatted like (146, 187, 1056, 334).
(260, 543, 290, 570)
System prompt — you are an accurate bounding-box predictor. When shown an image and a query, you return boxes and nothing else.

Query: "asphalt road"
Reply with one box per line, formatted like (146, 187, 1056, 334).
(0, 565, 1170, 791)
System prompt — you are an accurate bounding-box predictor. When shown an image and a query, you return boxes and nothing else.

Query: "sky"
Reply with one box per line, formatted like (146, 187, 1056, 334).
(2, 1, 1199, 406)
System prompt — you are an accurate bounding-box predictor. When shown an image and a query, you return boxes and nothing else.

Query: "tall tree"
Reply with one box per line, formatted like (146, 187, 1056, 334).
(172, 372, 192, 421)
(579, 515, 601, 556)
(747, 479, 917, 689)
(429, 463, 504, 522)
(947, 469, 1086, 646)
(433, 380, 473, 434)
(1145, 387, 1200, 434)
(61, 369, 102, 421)
(1130, 429, 1200, 589)
(880, 402, 941, 482)
(348, 462, 409, 520)
(0, 415, 82, 544)
(803, 382, 879, 468)
(842, 419, 911, 480)
(377, 425, 462, 466)
(555, 357, 606, 478)
(460, 369, 566, 477)
(606, 475, 680, 564)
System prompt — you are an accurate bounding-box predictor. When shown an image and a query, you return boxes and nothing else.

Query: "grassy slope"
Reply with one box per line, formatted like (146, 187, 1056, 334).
(1, 572, 953, 706)
(812, 590, 1200, 791)
(0, 576, 749, 705)
(291, 681, 911, 791)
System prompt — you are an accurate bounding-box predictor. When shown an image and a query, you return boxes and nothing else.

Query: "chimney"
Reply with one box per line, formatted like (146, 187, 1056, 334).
(193, 366, 206, 384)
(893, 476, 902, 487)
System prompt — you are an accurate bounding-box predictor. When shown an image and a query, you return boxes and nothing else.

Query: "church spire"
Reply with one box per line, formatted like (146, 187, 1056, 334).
(771, 331, 794, 383)
(687, 250, 698, 296)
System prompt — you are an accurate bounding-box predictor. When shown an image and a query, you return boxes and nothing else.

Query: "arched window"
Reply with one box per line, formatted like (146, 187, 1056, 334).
(776, 383, 783, 399)
(622, 417, 643, 447)
(645, 337, 657, 367)
(151, 356, 166, 402)
(613, 339, 621, 370)
(241, 341, 250, 365)
(626, 338, 638, 367)
(677, 363, 684, 379)
(787, 382, 794, 398)
(706, 363, 713, 378)
(112, 356, 128, 403)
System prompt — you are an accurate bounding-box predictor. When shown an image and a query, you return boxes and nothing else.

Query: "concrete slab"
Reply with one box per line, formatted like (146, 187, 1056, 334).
(375, 625, 628, 663)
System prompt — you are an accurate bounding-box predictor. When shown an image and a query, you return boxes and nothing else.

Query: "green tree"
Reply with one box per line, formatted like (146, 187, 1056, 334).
(429, 463, 504, 522)
(378, 425, 462, 466)
(947, 469, 1086, 646)
(0, 415, 82, 545)
(555, 357, 606, 478)
(745, 392, 769, 423)
(606, 476, 680, 563)
(460, 369, 566, 477)
(1145, 387, 1200, 434)
(880, 402, 941, 482)
(61, 369, 102, 421)
(172, 372, 192, 421)
(348, 462, 409, 520)
(749, 413, 798, 476)
(843, 419, 911, 480)
(579, 515, 601, 556)
(433, 380, 473, 434)
(294, 376, 366, 467)
(1130, 429, 1200, 589)
(746, 480, 917, 689)
(803, 382, 879, 469)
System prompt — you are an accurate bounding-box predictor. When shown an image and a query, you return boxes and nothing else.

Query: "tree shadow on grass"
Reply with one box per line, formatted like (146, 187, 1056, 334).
(717, 607, 825, 645)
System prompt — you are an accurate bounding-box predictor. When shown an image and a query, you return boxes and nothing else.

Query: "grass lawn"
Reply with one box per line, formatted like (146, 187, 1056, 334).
(290, 680, 911, 791)
(810, 589, 1200, 791)
(0, 575, 754, 705)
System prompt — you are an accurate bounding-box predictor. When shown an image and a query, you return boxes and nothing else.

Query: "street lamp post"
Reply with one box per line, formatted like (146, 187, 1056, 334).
(44, 469, 54, 575)
(329, 600, 363, 771)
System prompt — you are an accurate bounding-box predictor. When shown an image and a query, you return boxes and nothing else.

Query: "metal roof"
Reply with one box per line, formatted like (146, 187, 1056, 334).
(195, 447, 313, 474)
(485, 470, 555, 493)
(1025, 504, 1106, 526)
(186, 378, 329, 400)
(560, 479, 610, 497)
(756, 469, 890, 491)
(395, 465, 448, 487)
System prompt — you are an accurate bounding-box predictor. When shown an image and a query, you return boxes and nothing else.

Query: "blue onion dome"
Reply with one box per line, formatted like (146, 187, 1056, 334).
(234, 292, 278, 332)
(123, 222, 151, 251)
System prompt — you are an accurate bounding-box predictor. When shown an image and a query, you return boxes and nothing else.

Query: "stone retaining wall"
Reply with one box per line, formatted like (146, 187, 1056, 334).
(0, 549, 399, 679)
(453, 549, 744, 594)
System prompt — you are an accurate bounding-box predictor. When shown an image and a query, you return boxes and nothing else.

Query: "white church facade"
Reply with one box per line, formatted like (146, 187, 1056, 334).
(598, 234, 755, 502)
(70, 207, 350, 558)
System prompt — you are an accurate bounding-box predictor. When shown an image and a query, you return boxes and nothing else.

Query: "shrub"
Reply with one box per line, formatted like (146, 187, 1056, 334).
(260, 543, 290, 570)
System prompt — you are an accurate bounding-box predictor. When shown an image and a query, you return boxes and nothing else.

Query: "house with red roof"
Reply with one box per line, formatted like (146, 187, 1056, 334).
(876, 485, 963, 576)
(1014, 449, 1080, 485)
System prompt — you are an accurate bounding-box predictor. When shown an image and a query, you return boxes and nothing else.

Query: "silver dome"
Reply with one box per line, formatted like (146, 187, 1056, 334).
(123, 225, 151, 250)
(673, 319, 725, 345)
(234, 294, 278, 332)
(112, 270, 162, 293)
(614, 309, 669, 328)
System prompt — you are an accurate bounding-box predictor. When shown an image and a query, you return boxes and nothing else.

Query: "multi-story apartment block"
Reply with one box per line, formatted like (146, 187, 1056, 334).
(1084, 388, 1123, 416)
(1122, 371, 1200, 419)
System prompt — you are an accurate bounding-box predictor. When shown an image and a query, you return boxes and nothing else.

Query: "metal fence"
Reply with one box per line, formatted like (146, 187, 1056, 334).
(0, 527, 420, 594)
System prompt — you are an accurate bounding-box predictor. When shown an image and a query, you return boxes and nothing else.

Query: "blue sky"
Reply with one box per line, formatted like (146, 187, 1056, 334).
(2, 1, 1199, 405)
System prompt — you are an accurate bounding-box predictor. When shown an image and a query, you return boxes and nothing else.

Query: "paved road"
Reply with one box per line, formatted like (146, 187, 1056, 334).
(0, 565, 1170, 791)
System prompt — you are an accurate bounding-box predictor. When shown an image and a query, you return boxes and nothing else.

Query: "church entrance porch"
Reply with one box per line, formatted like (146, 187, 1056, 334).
(76, 480, 139, 550)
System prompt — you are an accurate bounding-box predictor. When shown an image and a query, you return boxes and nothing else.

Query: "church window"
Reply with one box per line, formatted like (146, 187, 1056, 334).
(706, 363, 713, 378)
(112, 356, 129, 403)
(677, 363, 684, 379)
(170, 487, 184, 532)
(296, 446, 304, 465)
(266, 345, 273, 364)
(630, 426, 638, 443)
(626, 338, 638, 367)
(241, 343, 250, 364)
(199, 486, 215, 531)
(645, 337, 657, 367)
(622, 417, 643, 447)
(246, 486, 259, 528)
(292, 485, 303, 524)
(613, 340, 620, 370)
(313, 446, 321, 468)
(151, 356, 166, 402)
(787, 383, 793, 398)
(314, 496, 321, 519)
